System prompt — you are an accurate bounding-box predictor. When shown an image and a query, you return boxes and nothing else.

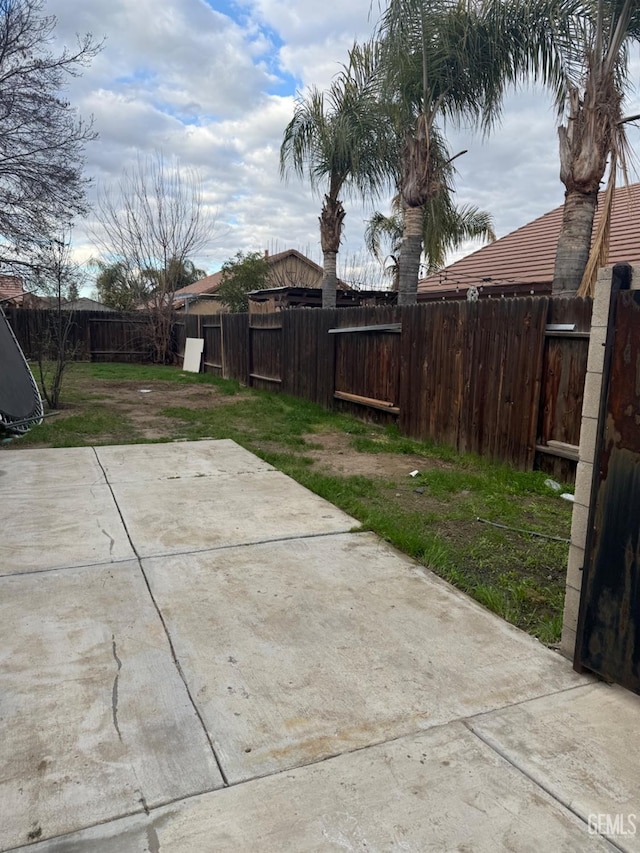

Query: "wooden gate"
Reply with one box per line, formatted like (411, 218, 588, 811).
(575, 267, 640, 694)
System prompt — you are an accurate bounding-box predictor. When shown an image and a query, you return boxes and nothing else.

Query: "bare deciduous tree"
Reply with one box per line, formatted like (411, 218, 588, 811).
(93, 153, 215, 363)
(0, 0, 100, 264)
(29, 230, 86, 409)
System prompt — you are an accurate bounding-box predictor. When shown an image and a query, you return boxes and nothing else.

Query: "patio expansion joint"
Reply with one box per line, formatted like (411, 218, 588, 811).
(0, 555, 138, 580)
(462, 711, 625, 853)
(91, 448, 230, 789)
(210, 682, 600, 790)
(463, 678, 596, 723)
(137, 526, 362, 562)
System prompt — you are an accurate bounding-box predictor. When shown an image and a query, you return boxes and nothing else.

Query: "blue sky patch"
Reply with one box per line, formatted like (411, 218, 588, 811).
(114, 67, 157, 88)
(204, 0, 249, 27)
(205, 1, 299, 96)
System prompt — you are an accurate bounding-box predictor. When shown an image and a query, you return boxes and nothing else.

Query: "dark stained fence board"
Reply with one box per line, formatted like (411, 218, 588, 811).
(221, 313, 250, 383)
(174, 320, 186, 362)
(398, 304, 429, 440)
(537, 297, 592, 480)
(249, 312, 282, 390)
(89, 316, 153, 363)
(398, 298, 549, 469)
(331, 306, 400, 422)
(315, 309, 338, 409)
(6, 309, 116, 361)
(201, 317, 223, 374)
(334, 329, 400, 405)
(282, 308, 332, 404)
(281, 307, 338, 408)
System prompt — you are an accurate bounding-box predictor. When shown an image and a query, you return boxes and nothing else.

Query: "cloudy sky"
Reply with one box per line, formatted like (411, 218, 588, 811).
(46, 0, 640, 288)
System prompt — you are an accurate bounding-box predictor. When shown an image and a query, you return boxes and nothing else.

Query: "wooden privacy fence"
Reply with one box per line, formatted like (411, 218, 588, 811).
(174, 314, 223, 374)
(183, 296, 591, 472)
(7, 298, 592, 472)
(5, 309, 154, 362)
(87, 315, 151, 362)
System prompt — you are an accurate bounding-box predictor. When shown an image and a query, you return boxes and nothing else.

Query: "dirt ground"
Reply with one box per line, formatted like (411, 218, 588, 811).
(74, 380, 243, 441)
(302, 431, 449, 480)
(39, 378, 444, 481)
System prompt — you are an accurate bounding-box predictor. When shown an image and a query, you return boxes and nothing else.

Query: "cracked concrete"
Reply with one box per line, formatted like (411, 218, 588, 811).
(1, 439, 639, 852)
(110, 636, 122, 742)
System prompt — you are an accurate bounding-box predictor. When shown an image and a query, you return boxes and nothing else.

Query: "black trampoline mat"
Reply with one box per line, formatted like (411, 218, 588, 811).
(0, 310, 42, 425)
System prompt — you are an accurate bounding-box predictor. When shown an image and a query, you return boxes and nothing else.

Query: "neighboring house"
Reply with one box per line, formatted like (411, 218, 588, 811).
(417, 182, 640, 300)
(13, 293, 114, 311)
(248, 286, 395, 314)
(0, 276, 25, 307)
(174, 249, 334, 314)
(61, 297, 116, 312)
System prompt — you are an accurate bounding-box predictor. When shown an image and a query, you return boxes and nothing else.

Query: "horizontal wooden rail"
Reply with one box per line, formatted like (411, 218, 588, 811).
(89, 318, 146, 325)
(329, 323, 401, 335)
(544, 330, 590, 339)
(91, 349, 150, 356)
(250, 373, 282, 384)
(334, 390, 399, 414)
(535, 440, 579, 462)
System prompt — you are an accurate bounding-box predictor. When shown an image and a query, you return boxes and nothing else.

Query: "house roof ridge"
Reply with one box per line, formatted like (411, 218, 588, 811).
(418, 181, 640, 293)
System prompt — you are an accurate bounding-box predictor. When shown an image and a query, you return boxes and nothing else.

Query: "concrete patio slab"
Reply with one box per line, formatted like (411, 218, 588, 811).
(2, 438, 636, 853)
(0, 560, 224, 852)
(469, 682, 640, 852)
(95, 439, 275, 483)
(112, 470, 357, 558)
(0, 482, 134, 575)
(143, 532, 587, 783)
(0, 447, 106, 490)
(16, 722, 613, 853)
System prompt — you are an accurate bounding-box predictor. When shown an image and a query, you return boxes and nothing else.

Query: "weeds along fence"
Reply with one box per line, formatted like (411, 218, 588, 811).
(7, 297, 591, 474)
(178, 296, 592, 475)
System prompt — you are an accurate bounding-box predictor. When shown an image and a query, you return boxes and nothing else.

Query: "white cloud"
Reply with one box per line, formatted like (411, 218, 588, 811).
(32, 1, 640, 289)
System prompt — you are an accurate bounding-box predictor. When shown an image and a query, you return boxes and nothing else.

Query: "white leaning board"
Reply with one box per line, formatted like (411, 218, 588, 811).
(183, 337, 204, 373)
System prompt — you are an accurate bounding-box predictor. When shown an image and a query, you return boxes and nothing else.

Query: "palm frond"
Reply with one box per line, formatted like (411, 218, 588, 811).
(280, 40, 394, 203)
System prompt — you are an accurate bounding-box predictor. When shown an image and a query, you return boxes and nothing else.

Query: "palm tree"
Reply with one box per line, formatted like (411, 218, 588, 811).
(552, 0, 640, 295)
(144, 257, 207, 294)
(365, 193, 495, 289)
(280, 43, 391, 308)
(376, 0, 569, 305)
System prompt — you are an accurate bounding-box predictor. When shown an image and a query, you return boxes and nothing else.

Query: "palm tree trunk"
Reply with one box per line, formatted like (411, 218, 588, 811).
(397, 205, 424, 306)
(552, 188, 598, 295)
(322, 250, 338, 308)
(320, 194, 344, 309)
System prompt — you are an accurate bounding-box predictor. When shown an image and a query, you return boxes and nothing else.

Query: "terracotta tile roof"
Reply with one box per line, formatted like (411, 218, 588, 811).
(418, 182, 640, 296)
